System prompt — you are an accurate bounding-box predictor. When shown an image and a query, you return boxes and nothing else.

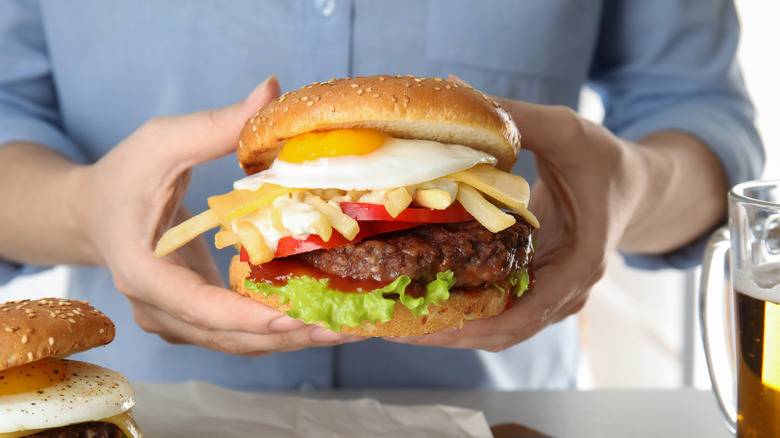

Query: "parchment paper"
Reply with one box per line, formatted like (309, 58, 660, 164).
(131, 381, 493, 438)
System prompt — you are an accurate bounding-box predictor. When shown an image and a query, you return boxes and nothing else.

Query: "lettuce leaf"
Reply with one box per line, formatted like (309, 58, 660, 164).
(493, 268, 531, 298)
(243, 271, 457, 332)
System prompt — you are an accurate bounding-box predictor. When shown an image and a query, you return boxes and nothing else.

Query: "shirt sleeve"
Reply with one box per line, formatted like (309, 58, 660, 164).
(0, 0, 86, 284)
(589, 0, 765, 270)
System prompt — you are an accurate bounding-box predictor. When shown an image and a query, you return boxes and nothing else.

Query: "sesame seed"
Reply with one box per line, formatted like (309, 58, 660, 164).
(414, 78, 423, 82)
(278, 95, 286, 102)
(66, 313, 74, 317)
(366, 87, 374, 92)
(329, 105, 335, 112)
(350, 83, 358, 88)
(434, 77, 444, 82)
(283, 107, 289, 113)
(378, 76, 386, 81)
(49, 337, 55, 346)
(50, 312, 56, 318)
(434, 87, 441, 91)
(21, 335, 28, 344)
(27, 352, 34, 361)
(372, 93, 380, 98)
(391, 96, 398, 103)
(357, 89, 364, 95)
(268, 121, 274, 126)
(306, 101, 313, 106)
(27, 313, 35, 318)
(313, 95, 320, 101)
(301, 96, 308, 101)
(445, 85, 452, 89)
(4, 327, 14, 333)
(2, 308, 8, 312)
(492, 101, 500, 108)
(67, 318, 76, 324)
(99, 328, 105, 334)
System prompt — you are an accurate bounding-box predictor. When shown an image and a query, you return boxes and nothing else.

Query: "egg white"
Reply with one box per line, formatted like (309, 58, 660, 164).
(0, 360, 135, 433)
(234, 137, 497, 191)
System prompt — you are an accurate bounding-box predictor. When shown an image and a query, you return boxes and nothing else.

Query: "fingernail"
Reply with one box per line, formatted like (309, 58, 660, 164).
(268, 316, 306, 332)
(246, 75, 277, 102)
(310, 328, 359, 343)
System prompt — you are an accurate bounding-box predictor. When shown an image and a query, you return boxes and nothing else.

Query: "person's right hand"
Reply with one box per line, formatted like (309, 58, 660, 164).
(68, 76, 365, 354)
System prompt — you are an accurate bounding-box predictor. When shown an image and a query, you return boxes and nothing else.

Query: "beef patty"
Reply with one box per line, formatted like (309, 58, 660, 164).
(293, 214, 534, 288)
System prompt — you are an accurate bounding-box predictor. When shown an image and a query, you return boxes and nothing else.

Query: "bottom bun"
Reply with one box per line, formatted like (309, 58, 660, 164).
(229, 256, 509, 337)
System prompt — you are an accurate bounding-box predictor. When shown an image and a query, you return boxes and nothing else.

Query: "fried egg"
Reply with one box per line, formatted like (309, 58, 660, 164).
(0, 359, 136, 433)
(234, 128, 497, 191)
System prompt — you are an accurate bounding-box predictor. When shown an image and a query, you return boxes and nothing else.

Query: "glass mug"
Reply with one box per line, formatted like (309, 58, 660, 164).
(701, 180, 780, 437)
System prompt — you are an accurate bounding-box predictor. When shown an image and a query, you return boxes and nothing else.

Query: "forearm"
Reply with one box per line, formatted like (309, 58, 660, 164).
(620, 131, 728, 254)
(0, 142, 100, 266)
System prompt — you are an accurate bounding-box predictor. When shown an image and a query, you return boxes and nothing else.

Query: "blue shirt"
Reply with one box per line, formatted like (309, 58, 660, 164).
(0, 0, 763, 390)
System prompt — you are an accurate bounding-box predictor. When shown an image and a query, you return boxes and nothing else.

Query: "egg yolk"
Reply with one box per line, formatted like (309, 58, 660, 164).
(278, 128, 386, 163)
(0, 357, 69, 396)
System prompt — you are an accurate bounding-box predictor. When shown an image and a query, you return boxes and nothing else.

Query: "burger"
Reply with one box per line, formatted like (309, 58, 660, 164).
(0, 298, 142, 438)
(155, 75, 538, 337)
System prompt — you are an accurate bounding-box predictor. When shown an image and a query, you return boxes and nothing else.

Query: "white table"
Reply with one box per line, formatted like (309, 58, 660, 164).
(131, 383, 733, 437)
(301, 388, 733, 438)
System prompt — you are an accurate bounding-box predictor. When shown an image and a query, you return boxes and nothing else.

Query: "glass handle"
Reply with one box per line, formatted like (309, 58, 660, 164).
(699, 226, 737, 432)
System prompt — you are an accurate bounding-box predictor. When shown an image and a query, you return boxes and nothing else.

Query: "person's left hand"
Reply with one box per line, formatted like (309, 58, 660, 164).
(388, 96, 649, 351)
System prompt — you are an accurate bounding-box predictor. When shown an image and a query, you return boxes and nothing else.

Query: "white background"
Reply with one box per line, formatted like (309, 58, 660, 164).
(1, 2, 778, 389)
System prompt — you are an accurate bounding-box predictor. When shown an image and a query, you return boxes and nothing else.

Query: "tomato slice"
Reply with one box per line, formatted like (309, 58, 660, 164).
(239, 202, 474, 262)
(340, 202, 473, 223)
(271, 220, 425, 259)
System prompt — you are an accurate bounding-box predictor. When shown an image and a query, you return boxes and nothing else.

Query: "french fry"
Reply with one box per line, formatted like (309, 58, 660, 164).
(449, 164, 539, 228)
(310, 214, 333, 242)
(214, 228, 240, 249)
(384, 187, 413, 217)
(415, 188, 454, 210)
(345, 190, 368, 202)
(448, 164, 530, 208)
(269, 197, 287, 232)
(154, 209, 220, 257)
(234, 221, 274, 265)
(456, 183, 516, 233)
(207, 184, 297, 222)
(303, 194, 359, 240)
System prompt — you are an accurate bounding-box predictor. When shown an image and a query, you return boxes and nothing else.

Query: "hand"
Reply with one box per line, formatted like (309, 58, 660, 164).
(69, 76, 365, 354)
(389, 94, 652, 351)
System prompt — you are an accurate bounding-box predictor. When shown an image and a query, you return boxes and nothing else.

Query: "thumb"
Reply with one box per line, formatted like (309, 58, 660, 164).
(169, 75, 282, 167)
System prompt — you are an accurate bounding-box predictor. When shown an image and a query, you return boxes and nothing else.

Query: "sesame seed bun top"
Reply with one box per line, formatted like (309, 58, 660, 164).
(0, 298, 115, 371)
(237, 75, 521, 176)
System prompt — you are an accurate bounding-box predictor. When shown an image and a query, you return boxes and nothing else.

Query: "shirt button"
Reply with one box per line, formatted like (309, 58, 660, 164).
(314, 0, 337, 17)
